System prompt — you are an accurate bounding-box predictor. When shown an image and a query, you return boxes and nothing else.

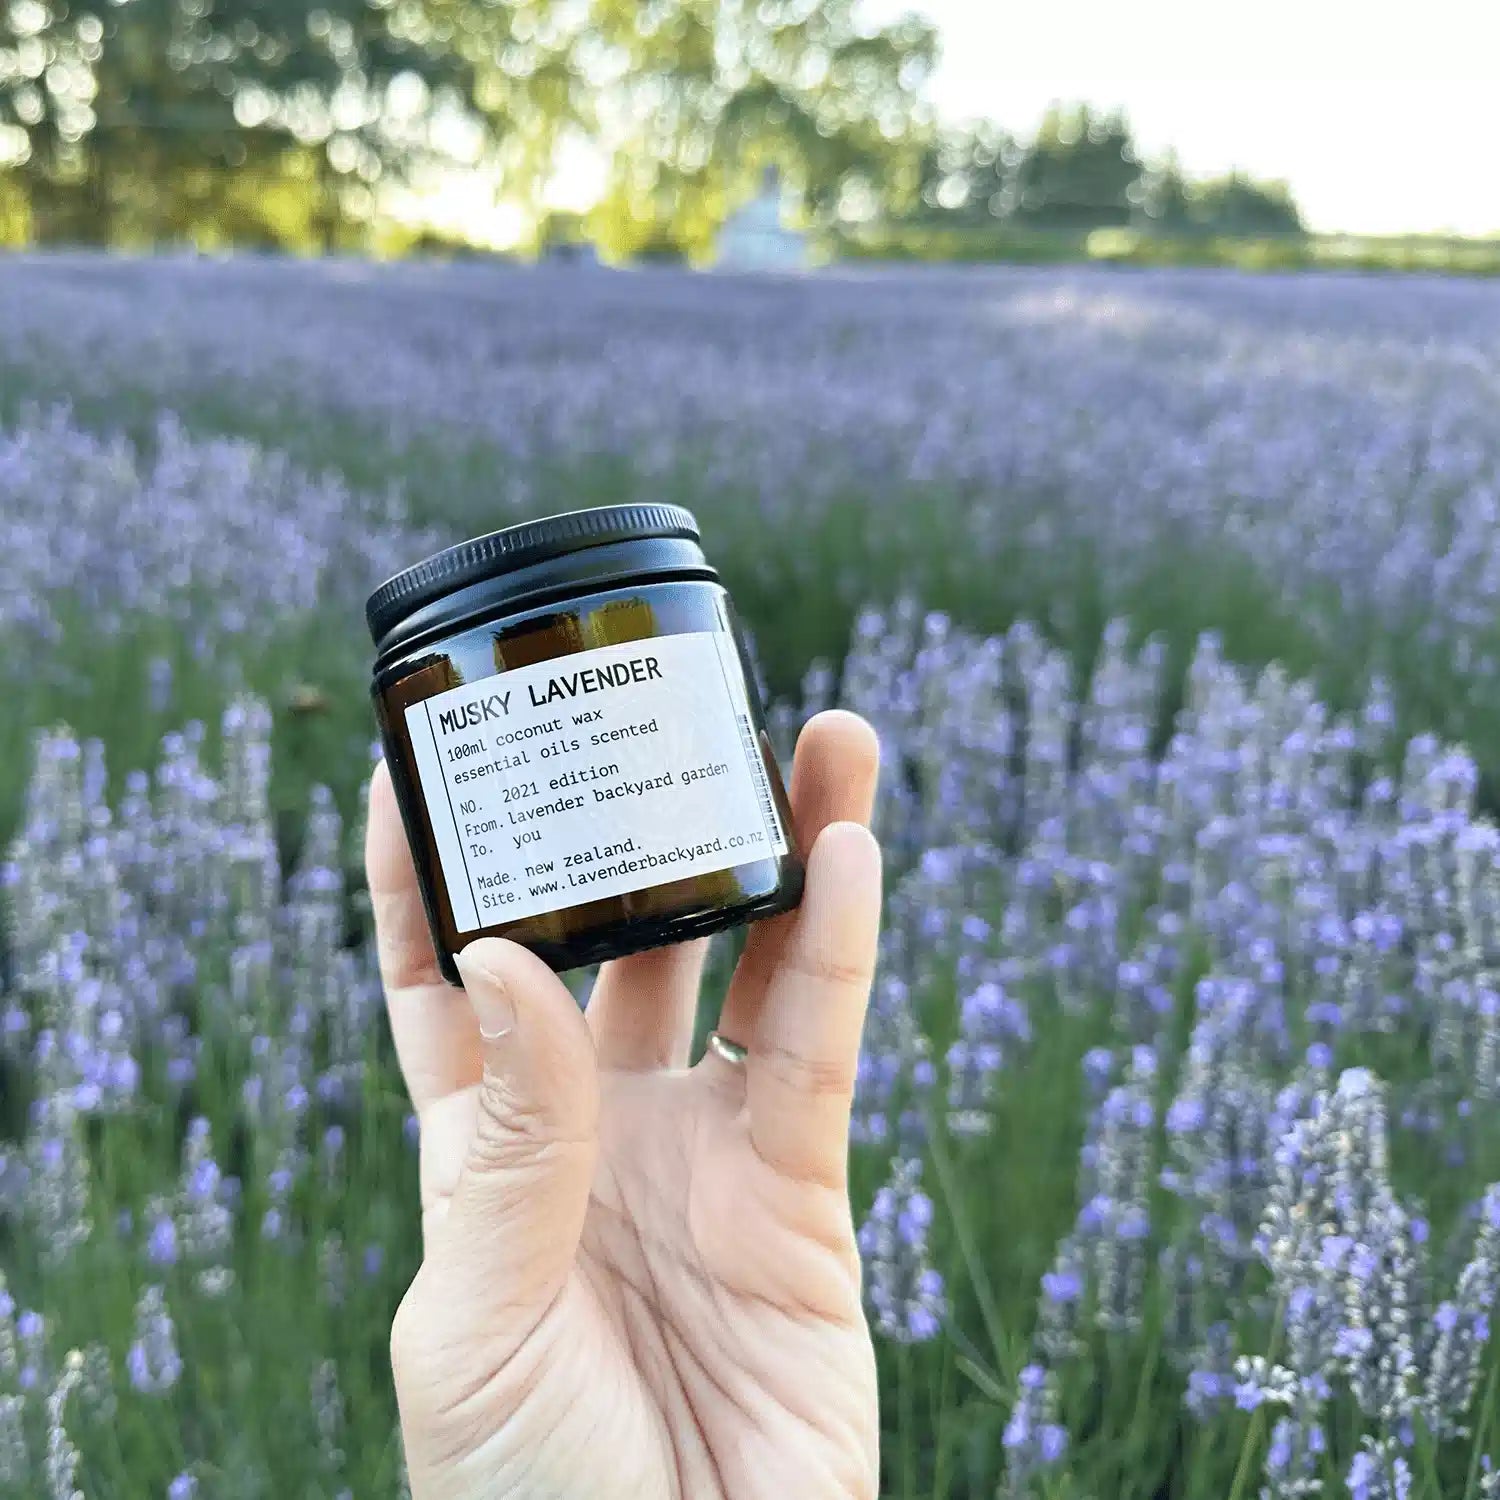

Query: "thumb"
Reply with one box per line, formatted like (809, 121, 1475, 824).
(438, 938, 600, 1337)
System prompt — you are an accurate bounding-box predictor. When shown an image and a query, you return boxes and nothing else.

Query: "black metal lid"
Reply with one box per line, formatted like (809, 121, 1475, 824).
(366, 504, 702, 648)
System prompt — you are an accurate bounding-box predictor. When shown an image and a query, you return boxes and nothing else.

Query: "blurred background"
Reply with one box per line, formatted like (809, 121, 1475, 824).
(2, 0, 1498, 266)
(6, 3, 1500, 1499)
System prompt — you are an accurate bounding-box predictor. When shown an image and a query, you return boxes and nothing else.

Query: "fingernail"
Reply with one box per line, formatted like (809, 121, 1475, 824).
(456, 944, 516, 1041)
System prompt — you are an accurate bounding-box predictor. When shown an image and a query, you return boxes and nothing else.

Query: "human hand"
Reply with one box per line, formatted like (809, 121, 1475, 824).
(367, 711, 883, 1500)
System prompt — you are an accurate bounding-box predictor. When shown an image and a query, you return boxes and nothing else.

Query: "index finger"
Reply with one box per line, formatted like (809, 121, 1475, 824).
(366, 759, 482, 1117)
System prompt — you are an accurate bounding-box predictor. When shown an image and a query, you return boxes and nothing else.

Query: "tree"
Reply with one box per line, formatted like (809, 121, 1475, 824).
(899, 108, 1307, 246)
(906, 104, 1146, 233)
(580, 0, 938, 259)
(1, 0, 939, 253)
(1009, 103, 1141, 229)
(912, 119, 1020, 227)
(0, 0, 474, 246)
(1190, 170, 1302, 234)
(1130, 148, 1194, 229)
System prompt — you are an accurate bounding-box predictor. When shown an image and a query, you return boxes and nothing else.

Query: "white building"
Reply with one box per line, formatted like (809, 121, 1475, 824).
(713, 168, 808, 272)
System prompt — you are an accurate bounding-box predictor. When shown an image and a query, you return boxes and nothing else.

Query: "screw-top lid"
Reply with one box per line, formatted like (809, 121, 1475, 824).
(366, 504, 702, 648)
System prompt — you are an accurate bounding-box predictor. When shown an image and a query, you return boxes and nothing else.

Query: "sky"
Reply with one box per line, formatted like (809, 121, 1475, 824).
(872, 0, 1500, 236)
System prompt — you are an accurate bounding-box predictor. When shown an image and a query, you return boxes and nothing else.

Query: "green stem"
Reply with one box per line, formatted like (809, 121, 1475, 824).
(898, 1343, 918, 1500)
(1409, 1413, 1442, 1500)
(1226, 1297, 1288, 1500)
(1465, 1356, 1500, 1500)
(930, 1341, 953, 1500)
(1226, 1407, 1269, 1500)
(1121, 1330, 1163, 1498)
(925, 1121, 1014, 1383)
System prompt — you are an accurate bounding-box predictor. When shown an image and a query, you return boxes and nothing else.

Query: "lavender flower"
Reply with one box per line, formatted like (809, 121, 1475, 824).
(1481, 1456, 1500, 1500)
(1183, 1323, 1237, 1418)
(1035, 1236, 1088, 1363)
(0, 1275, 19, 1390)
(43, 1350, 83, 1500)
(1261, 1412, 1326, 1499)
(1162, 1043, 1276, 1280)
(1079, 1050, 1155, 1333)
(77, 1343, 115, 1424)
(0, 1394, 26, 1485)
(17, 1309, 46, 1392)
(23, 1093, 92, 1264)
(1422, 1184, 1500, 1436)
(851, 972, 933, 1148)
(1001, 1364, 1068, 1497)
(1346, 1438, 1411, 1500)
(1258, 1070, 1394, 1382)
(1338, 1191, 1421, 1424)
(321, 1124, 346, 1173)
(311, 1359, 346, 1473)
(126, 1287, 183, 1396)
(319, 1234, 348, 1308)
(175, 1117, 234, 1296)
(856, 1155, 946, 1343)
(144, 1199, 179, 1268)
(945, 974, 1029, 1138)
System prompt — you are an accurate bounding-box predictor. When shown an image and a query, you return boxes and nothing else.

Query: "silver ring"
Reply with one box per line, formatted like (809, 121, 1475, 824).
(707, 1031, 749, 1066)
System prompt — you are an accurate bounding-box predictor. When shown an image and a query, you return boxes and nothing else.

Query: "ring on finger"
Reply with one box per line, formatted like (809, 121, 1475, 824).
(707, 1031, 749, 1066)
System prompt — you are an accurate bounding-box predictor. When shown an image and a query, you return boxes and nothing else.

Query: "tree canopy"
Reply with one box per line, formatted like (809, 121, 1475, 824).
(912, 105, 1304, 240)
(0, 7, 1305, 256)
(0, 0, 937, 252)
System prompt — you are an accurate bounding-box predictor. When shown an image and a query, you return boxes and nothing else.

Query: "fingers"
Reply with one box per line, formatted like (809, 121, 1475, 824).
(588, 711, 879, 1072)
(367, 762, 484, 1119)
(587, 938, 710, 1071)
(434, 939, 600, 1336)
(746, 821, 882, 1189)
(717, 711, 880, 1048)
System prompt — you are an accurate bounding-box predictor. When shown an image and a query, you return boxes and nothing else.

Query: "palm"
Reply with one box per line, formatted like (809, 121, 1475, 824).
(369, 713, 884, 1500)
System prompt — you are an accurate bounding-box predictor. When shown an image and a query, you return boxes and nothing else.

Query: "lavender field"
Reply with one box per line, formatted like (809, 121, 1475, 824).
(5, 255, 1500, 1498)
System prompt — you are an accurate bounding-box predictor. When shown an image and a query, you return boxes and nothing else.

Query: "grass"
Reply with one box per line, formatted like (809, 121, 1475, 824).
(832, 223, 1500, 278)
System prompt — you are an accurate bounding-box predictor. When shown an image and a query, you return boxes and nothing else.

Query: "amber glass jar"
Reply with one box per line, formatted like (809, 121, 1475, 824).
(368, 505, 803, 983)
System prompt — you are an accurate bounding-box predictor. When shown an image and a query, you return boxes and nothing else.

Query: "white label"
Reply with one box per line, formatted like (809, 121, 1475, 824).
(404, 631, 789, 933)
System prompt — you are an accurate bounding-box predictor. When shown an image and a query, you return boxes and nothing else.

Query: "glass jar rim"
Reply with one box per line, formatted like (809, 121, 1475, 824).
(366, 504, 701, 649)
(367, 506, 717, 661)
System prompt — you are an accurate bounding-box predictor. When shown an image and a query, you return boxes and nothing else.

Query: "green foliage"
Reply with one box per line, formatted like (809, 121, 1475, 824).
(833, 220, 1500, 277)
(1137, 153, 1304, 235)
(0, 166, 26, 241)
(1188, 169, 1303, 234)
(914, 119, 1021, 226)
(906, 106, 1304, 245)
(1013, 102, 1140, 228)
(0, 0, 473, 247)
(1132, 148, 1196, 228)
(0, 0, 938, 256)
(584, 0, 937, 259)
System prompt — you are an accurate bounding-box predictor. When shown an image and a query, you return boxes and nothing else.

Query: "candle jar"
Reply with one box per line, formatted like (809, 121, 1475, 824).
(368, 504, 802, 983)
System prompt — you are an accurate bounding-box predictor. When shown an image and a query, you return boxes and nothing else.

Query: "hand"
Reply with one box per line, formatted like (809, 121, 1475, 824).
(368, 712, 884, 1500)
